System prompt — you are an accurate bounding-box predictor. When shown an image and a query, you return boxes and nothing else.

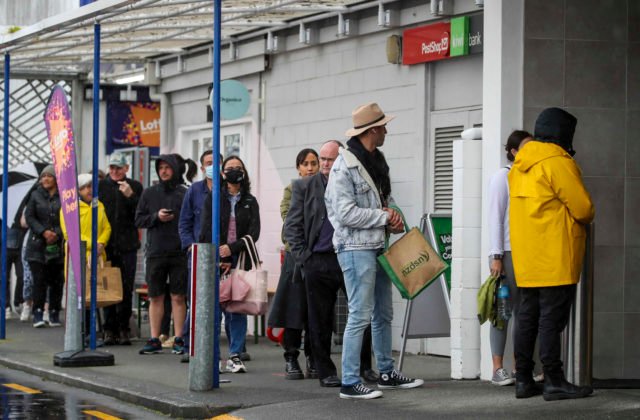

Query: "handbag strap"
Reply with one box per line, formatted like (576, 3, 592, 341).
(240, 235, 261, 270)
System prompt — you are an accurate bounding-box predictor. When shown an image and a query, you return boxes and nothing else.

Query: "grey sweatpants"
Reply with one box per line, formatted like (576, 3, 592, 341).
(489, 251, 519, 357)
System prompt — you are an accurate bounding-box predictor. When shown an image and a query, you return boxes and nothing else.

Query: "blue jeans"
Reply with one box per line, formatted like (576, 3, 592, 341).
(220, 309, 247, 356)
(337, 250, 394, 386)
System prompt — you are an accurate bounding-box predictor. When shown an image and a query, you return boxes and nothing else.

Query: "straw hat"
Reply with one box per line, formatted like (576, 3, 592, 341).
(345, 103, 395, 137)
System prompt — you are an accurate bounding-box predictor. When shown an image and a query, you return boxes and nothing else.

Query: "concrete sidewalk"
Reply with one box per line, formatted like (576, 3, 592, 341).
(1, 318, 639, 419)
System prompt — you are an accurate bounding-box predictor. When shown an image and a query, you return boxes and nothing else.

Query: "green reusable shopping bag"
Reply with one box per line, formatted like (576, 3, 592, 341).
(377, 209, 448, 300)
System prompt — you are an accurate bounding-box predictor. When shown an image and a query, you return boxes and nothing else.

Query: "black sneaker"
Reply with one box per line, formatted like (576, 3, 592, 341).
(139, 338, 162, 354)
(172, 337, 185, 354)
(378, 370, 424, 389)
(340, 383, 383, 400)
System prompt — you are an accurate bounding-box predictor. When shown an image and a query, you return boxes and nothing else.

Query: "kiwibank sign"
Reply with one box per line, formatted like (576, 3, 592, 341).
(402, 15, 483, 65)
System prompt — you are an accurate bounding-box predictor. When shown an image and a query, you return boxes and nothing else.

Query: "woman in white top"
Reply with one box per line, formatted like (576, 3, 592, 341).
(488, 130, 532, 385)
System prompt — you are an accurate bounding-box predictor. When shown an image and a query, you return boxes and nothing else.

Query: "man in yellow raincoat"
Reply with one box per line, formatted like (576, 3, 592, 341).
(509, 107, 595, 401)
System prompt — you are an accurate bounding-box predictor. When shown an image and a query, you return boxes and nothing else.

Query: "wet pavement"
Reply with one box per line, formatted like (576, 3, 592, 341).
(0, 369, 162, 419)
(1, 316, 640, 419)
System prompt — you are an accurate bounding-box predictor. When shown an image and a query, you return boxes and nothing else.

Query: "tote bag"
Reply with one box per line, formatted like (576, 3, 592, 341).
(223, 236, 269, 315)
(377, 211, 448, 300)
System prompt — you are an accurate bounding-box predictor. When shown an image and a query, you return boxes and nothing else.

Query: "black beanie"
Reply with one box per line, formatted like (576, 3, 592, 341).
(534, 107, 577, 156)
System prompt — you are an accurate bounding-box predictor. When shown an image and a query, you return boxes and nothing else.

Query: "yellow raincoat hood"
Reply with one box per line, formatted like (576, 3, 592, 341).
(508, 141, 594, 287)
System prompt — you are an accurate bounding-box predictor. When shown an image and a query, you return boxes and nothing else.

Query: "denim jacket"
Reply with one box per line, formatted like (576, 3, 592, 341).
(325, 148, 390, 252)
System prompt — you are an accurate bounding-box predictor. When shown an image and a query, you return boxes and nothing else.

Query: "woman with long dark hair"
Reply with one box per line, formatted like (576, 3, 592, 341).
(269, 148, 319, 379)
(200, 155, 260, 373)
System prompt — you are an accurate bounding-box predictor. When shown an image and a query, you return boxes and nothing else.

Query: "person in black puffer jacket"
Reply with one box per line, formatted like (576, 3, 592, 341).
(199, 155, 260, 373)
(24, 165, 64, 328)
(135, 154, 188, 355)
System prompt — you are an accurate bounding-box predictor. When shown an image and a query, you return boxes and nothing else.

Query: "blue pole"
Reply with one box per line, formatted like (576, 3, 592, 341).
(212, 0, 221, 388)
(1, 54, 10, 339)
(89, 22, 101, 350)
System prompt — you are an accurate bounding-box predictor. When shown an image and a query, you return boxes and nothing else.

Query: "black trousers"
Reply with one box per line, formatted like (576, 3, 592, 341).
(103, 250, 137, 334)
(304, 252, 372, 380)
(514, 284, 576, 382)
(283, 327, 312, 360)
(30, 260, 64, 313)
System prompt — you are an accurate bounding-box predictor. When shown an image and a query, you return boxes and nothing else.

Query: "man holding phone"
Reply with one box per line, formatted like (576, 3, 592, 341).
(99, 153, 143, 345)
(135, 155, 188, 355)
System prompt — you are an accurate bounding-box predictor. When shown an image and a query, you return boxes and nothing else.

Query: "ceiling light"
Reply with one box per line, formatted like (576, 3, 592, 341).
(115, 73, 144, 85)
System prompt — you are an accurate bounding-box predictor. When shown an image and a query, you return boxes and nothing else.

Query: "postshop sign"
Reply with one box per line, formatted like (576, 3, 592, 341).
(402, 15, 483, 65)
(402, 22, 450, 65)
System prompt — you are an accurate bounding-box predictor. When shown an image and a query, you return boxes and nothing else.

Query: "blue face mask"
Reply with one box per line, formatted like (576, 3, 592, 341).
(205, 165, 214, 179)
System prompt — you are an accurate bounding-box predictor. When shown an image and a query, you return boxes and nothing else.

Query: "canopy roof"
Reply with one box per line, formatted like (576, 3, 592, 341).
(0, 0, 367, 78)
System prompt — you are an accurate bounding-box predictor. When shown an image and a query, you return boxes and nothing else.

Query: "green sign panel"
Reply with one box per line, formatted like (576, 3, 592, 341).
(450, 16, 469, 57)
(428, 215, 452, 290)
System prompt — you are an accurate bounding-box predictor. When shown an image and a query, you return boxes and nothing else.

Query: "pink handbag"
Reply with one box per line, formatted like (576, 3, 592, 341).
(223, 236, 269, 316)
(219, 269, 251, 304)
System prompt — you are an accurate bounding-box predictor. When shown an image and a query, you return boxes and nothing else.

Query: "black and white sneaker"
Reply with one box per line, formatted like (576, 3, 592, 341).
(339, 383, 383, 400)
(378, 370, 424, 389)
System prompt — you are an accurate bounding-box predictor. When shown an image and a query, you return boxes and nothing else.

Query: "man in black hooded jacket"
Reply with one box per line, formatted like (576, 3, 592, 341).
(135, 154, 188, 355)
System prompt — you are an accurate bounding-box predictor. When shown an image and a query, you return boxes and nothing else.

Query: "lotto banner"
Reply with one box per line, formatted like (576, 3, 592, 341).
(43, 85, 82, 303)
(106, 101, 160, 154)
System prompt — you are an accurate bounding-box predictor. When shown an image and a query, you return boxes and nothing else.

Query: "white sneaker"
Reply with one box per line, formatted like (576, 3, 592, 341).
(43, 310, 50, 324)
(5, 307, 13, 320)
(20, 303, 32, 322)
(226, 355, 247, 373)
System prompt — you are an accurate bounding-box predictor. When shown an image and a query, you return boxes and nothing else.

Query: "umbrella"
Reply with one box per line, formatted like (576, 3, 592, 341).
(0, 161, 49, 228)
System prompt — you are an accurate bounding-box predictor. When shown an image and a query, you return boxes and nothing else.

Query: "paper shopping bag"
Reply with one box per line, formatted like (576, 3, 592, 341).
(86, 261, 123, 308)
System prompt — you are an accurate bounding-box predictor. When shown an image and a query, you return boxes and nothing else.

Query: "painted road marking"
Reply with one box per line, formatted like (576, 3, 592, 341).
(82, 410, 123, 420)
(2, 383, 42, 394)
(210, 415, 243, 420)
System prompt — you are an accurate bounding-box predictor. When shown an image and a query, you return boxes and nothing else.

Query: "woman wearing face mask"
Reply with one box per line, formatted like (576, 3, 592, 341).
(24, 165, 65, 328)
(268, 148, 320, 380)
(200, 155, 260, 373)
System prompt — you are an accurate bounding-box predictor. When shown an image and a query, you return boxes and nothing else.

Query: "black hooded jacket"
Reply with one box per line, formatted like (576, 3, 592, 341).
(135, 154, 187, 258)
(24, 185, 63, 264)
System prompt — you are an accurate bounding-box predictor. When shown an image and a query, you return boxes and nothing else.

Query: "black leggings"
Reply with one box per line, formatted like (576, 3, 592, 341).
(29, 261, 64, 313)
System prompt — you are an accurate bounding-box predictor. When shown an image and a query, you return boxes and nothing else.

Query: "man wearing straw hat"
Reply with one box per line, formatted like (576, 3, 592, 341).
(325, 103, 424, 399)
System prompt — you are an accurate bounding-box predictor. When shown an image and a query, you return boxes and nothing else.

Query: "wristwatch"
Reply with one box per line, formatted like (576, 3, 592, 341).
(490, 254, 503, 260)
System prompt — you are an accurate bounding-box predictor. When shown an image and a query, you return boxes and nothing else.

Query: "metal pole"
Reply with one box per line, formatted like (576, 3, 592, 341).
(1, 53, 10, 339)
(89, 22, 101, 350)
(64, 243, 83, 352)
(189, 243, 216, 390)
(398, 300, 413, 371)
(211, 0, 222, 389)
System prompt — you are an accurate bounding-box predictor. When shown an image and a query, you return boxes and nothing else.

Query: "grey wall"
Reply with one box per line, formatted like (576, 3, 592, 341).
(523, 0, 640, 379)
(0, 0, 77, 26)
